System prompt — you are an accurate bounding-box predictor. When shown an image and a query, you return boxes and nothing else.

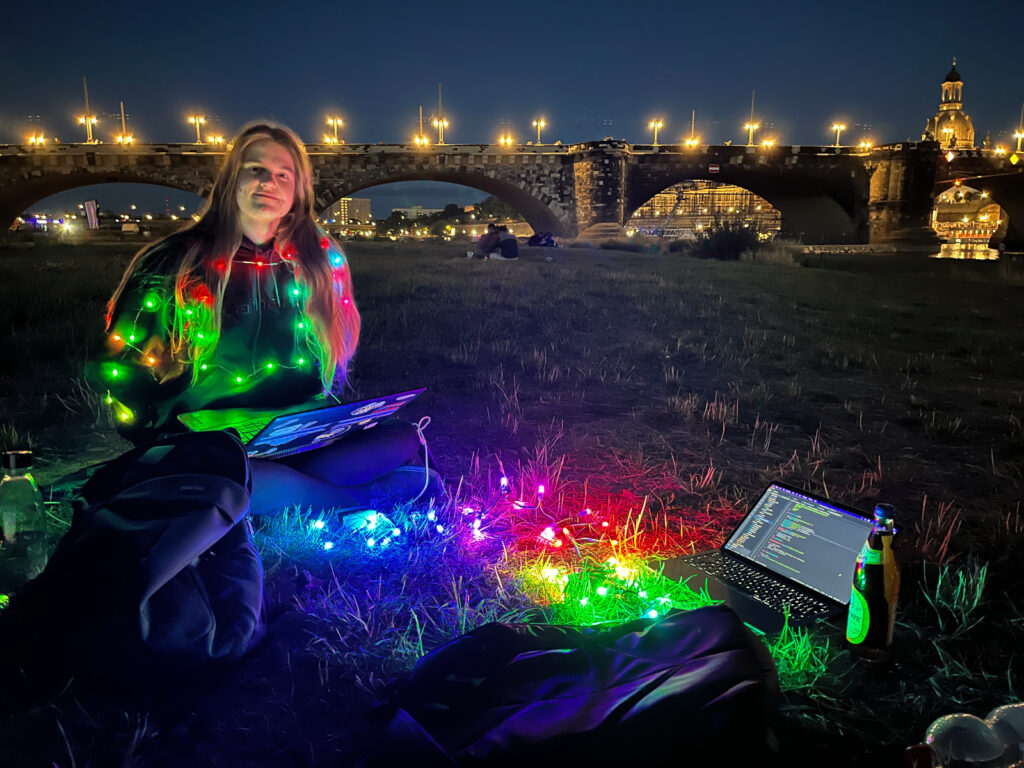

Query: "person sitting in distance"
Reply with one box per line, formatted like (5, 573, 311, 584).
(491, 225, 519, 261)
(471, 223, 500, 259)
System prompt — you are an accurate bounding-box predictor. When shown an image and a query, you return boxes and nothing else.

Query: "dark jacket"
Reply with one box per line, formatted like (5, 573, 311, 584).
(89, 234, 327, 444)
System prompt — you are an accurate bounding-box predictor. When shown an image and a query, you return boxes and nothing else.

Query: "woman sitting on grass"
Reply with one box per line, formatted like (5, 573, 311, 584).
(88, 122, 440, 515)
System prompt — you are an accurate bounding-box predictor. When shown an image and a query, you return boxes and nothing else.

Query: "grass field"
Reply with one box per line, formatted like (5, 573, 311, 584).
(1, 238, 1022, 767)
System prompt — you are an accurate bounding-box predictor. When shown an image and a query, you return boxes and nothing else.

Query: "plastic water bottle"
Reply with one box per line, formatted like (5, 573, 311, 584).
(0, 450, 49, 596)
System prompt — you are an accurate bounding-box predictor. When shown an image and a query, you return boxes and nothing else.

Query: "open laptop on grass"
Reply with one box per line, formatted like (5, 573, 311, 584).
(661, 482, 876, 633)
(177, 388, 425, 459)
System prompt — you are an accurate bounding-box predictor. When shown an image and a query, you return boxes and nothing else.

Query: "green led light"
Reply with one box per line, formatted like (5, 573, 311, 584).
(196, 332, 204, 339)
(200, 364, 208, 370)
(297, 357, 305, 365)
(596, 586, 608, 597)
(265, 362, 275, 370)
(235, 375, 243, 383)
(128, 334, 136, 342)
(110, 367, 119, 377)
(105, 394, 113, 404)
(292, 288, 300, 296)
(186, 309, 193, 316)
(297, 321, 305, 329)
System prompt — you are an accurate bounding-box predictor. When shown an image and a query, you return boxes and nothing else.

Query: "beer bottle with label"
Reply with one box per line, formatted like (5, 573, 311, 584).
(846, 503, 900, 661)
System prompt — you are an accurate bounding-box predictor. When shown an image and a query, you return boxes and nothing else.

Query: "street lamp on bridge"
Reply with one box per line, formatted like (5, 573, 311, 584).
(532, 118, 547, 145)
(1014, 131, 1024, 154)
(760, 138, 775, 149)
(432, 117, 449, 144)
(858, 140, 873, 150)
(325, 116, 344, 144)
(498, 133, 515, 147)
(831, 123, 846, 147)
(648, 119, 664, 145)
(744, 122, 759, 146)
(187, 115, 206, 144)
(78, 114, 98, 143)
(27, 134, 46, 147)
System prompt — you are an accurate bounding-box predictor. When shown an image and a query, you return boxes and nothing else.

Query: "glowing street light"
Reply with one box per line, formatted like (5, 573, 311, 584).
(413, 134, 430, 147)
(207, 135, 225, 145)
(498, 133, 515, 147)
(648, 119, 664, 145)
(187, 115, 206, 144)
(684, 136, 701, 147)
(27, 134, 46, 146)
(78, 77, 98, 143)
(78, 114, 98, 143)
(325, 116, 344, 144)
(432, 117, 449, 144)
(760, 138, 775, 148)
(744, 122, 760, 146)
(532, 118, 547, 145)
(1015, 131, 1024, 153)
(832, 123, 846, 147)
(114, 101, 133, 145)
(858, 140, 873, 150)
(995, 146, 1007, 156)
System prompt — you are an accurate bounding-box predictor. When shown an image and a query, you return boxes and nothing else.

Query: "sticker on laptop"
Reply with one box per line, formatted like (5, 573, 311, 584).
(352, 401, 386, 415)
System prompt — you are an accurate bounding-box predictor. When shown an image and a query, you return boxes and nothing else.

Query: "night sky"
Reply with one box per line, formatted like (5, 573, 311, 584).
(4, 0, 1022, 216)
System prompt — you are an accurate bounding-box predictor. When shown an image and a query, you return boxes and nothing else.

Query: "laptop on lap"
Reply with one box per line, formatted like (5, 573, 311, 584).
(661, 482, 876, 633)
(177, 388, 425, 459)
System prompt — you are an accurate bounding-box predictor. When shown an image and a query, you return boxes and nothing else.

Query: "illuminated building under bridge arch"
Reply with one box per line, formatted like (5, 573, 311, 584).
(627, 181, 782, 239)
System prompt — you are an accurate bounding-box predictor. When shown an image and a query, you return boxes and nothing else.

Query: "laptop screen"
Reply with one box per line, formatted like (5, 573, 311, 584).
(723, 484, 875, 604)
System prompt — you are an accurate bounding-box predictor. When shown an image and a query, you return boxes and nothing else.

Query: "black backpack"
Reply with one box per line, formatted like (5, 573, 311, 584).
(367, 605, 779, 767)
(0, 430, 263, 710)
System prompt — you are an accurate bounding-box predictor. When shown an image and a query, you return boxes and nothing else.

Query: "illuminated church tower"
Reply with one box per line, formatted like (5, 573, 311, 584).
(923, 59, 975, 149)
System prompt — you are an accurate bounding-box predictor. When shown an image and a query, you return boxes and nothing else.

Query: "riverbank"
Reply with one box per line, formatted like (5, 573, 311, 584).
(1, 240, 1022, 767)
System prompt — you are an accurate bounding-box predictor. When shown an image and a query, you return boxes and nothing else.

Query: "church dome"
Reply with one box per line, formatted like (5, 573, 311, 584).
(943, 63, 962, 83)
(931, 111, 974, 148)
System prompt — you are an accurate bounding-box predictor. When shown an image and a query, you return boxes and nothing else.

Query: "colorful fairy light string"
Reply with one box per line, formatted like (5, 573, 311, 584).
(254, 467, 833, 684)
(101, 237, 348, 423)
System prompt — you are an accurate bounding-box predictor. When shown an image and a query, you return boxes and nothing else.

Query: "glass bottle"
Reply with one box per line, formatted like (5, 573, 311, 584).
(0, 450, 49, 596)
(846, 503, 900, 661)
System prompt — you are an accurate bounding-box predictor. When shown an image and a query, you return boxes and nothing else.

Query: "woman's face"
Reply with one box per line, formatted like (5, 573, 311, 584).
(235, 140, 297, 232)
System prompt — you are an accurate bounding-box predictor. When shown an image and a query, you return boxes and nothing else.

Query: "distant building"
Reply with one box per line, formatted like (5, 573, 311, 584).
(321, 197, 372, 224)
(392, 205, 442, 220)
(923, 60, 975, 149)
(628, 181, 781, 238)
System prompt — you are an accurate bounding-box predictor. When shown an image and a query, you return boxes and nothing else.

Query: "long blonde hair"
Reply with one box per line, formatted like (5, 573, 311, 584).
(107, 121, 360, 392)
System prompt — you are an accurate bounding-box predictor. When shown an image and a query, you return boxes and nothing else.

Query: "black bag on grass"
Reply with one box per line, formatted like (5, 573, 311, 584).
(0, 430, 263, 709)
(367, 605, 778, 767)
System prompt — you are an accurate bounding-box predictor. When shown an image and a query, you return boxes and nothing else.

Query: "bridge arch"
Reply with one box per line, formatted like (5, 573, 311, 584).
(1, 167, 214, 229)
(317, 168, 572, 237)
(625, 162, 868, 244)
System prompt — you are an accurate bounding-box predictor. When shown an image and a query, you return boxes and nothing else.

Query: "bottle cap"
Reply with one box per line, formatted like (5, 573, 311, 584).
(1, 451, 33, 472)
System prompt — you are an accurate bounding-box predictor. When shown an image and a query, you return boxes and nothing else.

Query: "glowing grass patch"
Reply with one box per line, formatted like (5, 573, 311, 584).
(757, 615, 836, 692)
(254, 470, 836, 697)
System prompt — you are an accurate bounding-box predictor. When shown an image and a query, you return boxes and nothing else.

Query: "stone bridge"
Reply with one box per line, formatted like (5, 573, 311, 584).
(2, 140, 1022, 248)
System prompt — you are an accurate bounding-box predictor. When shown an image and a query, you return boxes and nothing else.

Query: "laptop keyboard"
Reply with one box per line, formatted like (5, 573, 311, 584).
(232, 417, 274, 443)
(687, 552, 833, 621)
